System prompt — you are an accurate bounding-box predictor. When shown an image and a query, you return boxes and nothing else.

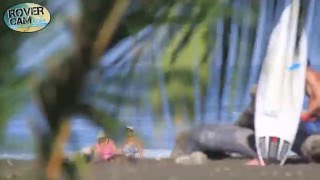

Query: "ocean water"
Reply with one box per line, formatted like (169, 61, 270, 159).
(0, 149, 172, 160)
(0, 116, 174, 160)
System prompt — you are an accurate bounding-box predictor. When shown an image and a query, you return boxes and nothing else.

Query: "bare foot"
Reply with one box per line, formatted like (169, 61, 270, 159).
(246, 158, 265, 166)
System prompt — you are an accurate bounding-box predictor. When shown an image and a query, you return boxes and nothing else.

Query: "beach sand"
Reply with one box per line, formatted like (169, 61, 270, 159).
(1, 157, 319, 180)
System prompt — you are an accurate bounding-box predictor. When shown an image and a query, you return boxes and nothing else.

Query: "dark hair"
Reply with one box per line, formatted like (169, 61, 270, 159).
(307, 59, 310, 67)
(98, 137, 108, 144)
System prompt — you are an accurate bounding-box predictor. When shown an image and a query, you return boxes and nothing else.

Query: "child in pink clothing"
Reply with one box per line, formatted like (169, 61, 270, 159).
(93, 131, 117, 161)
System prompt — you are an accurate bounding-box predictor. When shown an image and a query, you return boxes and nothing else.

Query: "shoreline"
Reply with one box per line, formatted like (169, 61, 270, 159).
(0, 149, 172, 161)
(1, 157, 319, 180)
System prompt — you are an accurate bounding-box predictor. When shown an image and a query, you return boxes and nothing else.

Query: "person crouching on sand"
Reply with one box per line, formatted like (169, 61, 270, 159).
(245, 61, 320, 166)
(92, 130, 118, 162)
(120, 126, 143, 158)
(300, 62, 320, 130)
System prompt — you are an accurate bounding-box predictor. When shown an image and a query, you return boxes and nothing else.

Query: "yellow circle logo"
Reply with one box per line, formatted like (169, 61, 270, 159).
(3, 3, 51, 33)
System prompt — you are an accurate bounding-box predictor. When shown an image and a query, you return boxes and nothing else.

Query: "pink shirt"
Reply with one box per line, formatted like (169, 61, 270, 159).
(95, 141, 116, 160)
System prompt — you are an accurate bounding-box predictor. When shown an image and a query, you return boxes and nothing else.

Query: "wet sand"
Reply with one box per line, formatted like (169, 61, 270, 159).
(1, 158, 319, 180)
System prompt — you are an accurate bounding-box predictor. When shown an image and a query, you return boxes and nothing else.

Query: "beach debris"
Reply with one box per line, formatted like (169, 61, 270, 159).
(301, 135, 320, 163)
(5, 173, 18, 179)
(190, 151, 207, 165)
(175, 155, 192, 165)
(6, 159, 13, 166)
(175, 151, 207, 165)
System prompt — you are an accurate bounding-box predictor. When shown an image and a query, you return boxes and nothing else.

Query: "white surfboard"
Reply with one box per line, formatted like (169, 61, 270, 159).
(254, 0, 307, 165)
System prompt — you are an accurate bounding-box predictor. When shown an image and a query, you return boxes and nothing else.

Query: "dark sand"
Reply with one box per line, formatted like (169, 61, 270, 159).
(1, 158, 319, 180)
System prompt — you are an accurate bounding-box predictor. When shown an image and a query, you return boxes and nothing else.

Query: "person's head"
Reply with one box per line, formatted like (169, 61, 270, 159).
(97, 130, 108, 145)
(126, 126, 134, 137)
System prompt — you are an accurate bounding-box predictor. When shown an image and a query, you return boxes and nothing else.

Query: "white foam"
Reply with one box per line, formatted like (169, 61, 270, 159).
(0, 149, 172, 160)
(0, 153, 35, 160)
(143, 149, 172, 159)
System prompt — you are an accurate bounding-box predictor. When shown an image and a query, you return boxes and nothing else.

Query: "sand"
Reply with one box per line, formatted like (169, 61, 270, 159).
(1, 158, 319, 180)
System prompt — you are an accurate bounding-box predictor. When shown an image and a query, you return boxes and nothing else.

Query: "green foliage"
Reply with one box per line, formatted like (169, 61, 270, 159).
(0, 0, 263, 159)
(0, 0, 43, 139)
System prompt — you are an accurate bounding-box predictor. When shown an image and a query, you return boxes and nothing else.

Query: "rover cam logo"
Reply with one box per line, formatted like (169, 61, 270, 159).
(3, 3, 50, 32)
